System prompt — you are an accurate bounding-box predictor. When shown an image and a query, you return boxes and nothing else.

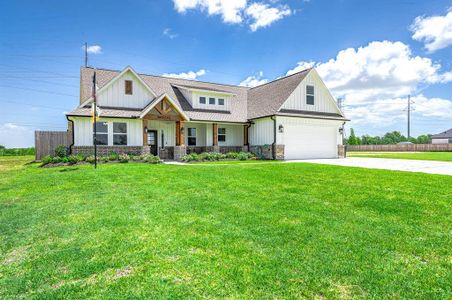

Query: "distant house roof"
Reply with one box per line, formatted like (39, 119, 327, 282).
(431, 128, 452, 139)
(70, 66, 346, 123)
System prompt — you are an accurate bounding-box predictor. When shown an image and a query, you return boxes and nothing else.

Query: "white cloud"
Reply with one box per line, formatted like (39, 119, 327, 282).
(162, 69, 207, 80)
(239, 71, 268, 87)
(286, 40, 452, 133)
(410, 8, 452, 52)
(82, 45, 102, 54)
(0, 123, 34, 148)
(173, 0, 247, 23)
(163, 28, 179, 39)
(172, 0, 292, 31)
(245, 3, 291, 31)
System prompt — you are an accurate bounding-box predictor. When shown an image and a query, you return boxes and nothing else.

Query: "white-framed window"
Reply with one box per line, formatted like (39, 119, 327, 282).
(218, 98, 224, 106)
(93, 122, 108, 145)
(188, 128, 196, 146)
(218, 128, 226, 142)
(199, 96, 206, 104)
(113, 122, 127, 145)
(209, 97, 215, 105)
(306, 85, 314, 105)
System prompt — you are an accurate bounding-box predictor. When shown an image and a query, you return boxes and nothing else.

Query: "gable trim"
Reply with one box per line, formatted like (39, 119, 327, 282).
(139, 93, 189, 120)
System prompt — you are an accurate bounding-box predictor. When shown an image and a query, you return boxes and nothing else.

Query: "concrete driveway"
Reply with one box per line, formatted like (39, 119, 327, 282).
(287, 157, 452, 176)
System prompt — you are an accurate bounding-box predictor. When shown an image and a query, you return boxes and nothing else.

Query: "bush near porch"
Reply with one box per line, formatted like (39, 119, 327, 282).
(181, 151, 255, 162)
(41, 152, 161, 167)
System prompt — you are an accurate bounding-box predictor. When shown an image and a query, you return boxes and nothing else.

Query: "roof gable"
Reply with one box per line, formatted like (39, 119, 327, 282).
(247, 69, 311, 119)
(432, 128, 452, 138)
(278, 68, 344, 116)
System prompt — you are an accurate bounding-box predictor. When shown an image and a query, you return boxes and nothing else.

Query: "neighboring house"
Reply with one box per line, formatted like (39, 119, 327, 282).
(66, 66, 349, 160)
(431, 128, 452, 144)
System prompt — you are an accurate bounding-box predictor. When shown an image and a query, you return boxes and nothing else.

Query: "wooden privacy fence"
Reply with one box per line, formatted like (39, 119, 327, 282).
(347, 144, 452, 152)
(35, 131, 71, 160)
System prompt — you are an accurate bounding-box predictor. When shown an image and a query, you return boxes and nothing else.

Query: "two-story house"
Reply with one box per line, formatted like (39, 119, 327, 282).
(66, 66, 349, 160)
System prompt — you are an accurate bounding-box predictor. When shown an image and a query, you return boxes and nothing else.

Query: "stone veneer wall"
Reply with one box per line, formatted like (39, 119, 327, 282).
(174, 146, 187, 161)
(249, 144, 284, 160)
(72, 146, 144, 156)
(159, 147, 174, 160)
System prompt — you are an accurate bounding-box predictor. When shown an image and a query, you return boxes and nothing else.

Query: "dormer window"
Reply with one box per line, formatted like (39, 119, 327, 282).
(199, 96, 206, 104)
(125, 80, 133, 95)
(218, 98, 224, 106)
(209, 97, 215, 105)
(306, 85, 314, 105)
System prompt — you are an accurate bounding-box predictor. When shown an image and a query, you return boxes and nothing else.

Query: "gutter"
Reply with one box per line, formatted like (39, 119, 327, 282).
(66, 115, 75, 154)
(270, 115, 276, 160)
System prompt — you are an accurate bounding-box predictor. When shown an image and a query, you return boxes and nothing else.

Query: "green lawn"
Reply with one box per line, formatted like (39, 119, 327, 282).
(1, 156, 451, 299)
(348, 151, 452, 162)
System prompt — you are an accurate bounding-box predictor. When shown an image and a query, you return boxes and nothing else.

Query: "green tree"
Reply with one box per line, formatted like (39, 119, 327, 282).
(348, 128, 359, 145)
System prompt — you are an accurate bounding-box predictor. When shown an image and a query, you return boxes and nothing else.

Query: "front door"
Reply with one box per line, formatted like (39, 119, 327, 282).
(147, 130, 158, 156)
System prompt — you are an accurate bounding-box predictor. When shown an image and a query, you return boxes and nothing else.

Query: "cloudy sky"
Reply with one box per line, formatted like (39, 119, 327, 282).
(0, 0, 451, 147)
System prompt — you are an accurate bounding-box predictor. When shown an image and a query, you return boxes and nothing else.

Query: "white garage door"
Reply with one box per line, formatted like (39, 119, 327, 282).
(284, 125, 337, 159)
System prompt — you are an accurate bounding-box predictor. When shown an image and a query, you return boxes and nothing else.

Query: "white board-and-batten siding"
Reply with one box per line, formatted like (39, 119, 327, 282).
(97, 71, 154, 109)
(281, 70, 341, 114)
(72, 117, 143, 146)
(185, 122, 244, 146)
(147, 120, 176, 147)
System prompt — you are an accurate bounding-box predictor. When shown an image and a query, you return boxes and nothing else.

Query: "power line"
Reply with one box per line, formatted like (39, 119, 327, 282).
(0, 85, 77, 98)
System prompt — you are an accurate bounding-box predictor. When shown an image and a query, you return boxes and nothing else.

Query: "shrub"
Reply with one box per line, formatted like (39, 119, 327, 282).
(54, 145, 68, 158)
(225, 152, 239, 159)
(108, 152, 119, 161)
(41, 155, 53, 165)
(237, 152, 249, 160)
(181, 153, 199, 162)
(68, 155, 83, 164)
(199, 152, 225, 161)
(131, 155, 143, 161)
(142, 154, 161, 164)
(118, 153, 130, 163)
(239, 151, 255, 159)
(86, 155, 96, 164)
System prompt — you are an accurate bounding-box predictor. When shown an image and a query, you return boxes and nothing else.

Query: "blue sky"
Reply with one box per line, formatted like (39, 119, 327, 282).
(0, 0, 451, 147)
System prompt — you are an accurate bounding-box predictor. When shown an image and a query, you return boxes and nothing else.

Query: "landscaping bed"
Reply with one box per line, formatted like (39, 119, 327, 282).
(41, 152, 161, 167)
(181, 151, 255, 162)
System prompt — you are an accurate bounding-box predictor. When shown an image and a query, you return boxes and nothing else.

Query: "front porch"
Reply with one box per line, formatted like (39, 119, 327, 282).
(141, 95, 248, 160)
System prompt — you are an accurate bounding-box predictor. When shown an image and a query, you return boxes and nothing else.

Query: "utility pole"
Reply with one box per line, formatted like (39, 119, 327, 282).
(84, 42, 88, 67)
(407, 95, 411, 139)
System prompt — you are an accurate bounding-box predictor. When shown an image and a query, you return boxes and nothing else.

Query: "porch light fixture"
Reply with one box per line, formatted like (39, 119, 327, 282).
(144, 126, 148, 133)
(278, 124, 284, 133)
(180, 127, 184, 134)
(339, 127, 343, 134)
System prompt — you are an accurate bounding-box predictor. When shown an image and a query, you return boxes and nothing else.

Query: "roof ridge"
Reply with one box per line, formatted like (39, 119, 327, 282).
(249, 68, 312, 90)
(81, 66, 251, 90)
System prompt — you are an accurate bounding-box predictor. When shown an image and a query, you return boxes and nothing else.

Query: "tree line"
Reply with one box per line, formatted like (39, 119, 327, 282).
(345, 129, 432, 145)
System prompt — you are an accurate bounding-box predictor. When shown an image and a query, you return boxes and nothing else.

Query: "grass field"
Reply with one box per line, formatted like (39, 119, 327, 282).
(348, 151, 452, 162)
(1, 156, 451, 299)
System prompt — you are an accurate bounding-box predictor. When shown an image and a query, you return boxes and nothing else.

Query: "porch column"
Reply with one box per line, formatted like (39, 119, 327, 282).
(213, 123, 218, 146)
(174, 120, 186, 161)
(243, 125, 248, 146)
(176, 120, 185, 146)
(142, 119, 148, 146)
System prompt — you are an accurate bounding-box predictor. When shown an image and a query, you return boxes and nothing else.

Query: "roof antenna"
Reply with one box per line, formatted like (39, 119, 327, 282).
(84, 42, 88, 67)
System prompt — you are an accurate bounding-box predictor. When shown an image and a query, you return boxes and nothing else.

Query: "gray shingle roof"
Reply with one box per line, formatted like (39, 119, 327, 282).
(432, 128, 452, 139)
(247, 69, 310, 119)
(72, 66, 339, 122)
(67, 107, 142, 118)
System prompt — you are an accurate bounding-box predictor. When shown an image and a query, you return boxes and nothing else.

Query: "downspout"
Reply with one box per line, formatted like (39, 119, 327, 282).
(245, 122, 252, 150)
(270, 115, 276, 160)
(66, 115, 74, 155)
(342, 121, 346, 158)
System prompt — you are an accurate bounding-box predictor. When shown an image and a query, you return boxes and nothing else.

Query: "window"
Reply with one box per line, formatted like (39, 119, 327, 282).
(218, 98, 225, 106)
(306, 85, 314, 105)
(125, 80, 133, 95)
(209, 97, 215, 105)
(113, 122, 127, 145)
(93, 122, 108, 145)
(188, 128, 196, 146)
(218, 128, 226, 142)
(199, 96, 206, 104)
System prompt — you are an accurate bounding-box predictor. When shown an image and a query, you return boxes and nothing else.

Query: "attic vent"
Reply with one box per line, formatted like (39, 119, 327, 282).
(125, 80, 133, 95)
